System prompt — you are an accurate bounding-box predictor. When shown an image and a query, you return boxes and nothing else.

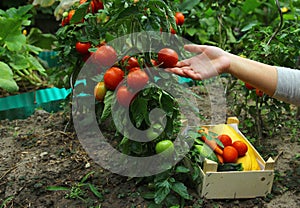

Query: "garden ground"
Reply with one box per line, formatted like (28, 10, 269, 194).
(0, 89, 299, 208)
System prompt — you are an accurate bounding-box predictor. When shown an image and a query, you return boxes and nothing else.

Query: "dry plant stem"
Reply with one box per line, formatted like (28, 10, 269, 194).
(42, 130, 74, 139)
(266, 0, 283, 46)
(0, 166, 17, 181)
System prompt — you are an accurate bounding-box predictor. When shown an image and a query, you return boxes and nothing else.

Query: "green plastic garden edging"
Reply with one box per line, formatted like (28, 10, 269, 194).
(0, 87, 71, 121)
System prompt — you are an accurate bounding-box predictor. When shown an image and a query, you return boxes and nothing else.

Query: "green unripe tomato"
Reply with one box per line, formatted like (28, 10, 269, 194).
(155, 140, 174, 154)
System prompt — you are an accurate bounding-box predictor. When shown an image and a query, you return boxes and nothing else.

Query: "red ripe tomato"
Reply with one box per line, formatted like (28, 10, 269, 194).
(150, 59, 159, 67)
(128, 66, 140, 73)
(217, 134, 232, 147)
(93, 45, 117, 67)
(157, 48, 179, 68)
(92, 0, 104, 13)
(94, 81, 107, 101)
(170, 26, 176, 34)
(127, 69, 149, 91)
(116, 85, 135, 107)
(222, 146, 238, 163)
(256, 89, 264, 97)
(245, 82, 255, 90)
(103, 67, 124, 90)
(175, 12, 185, 26)
(232, 141, 248, 157)
(121, 56, 140, 70)
(61, 17, 69, 26)
(68, 10, 75, 22)
(75, 42, 91, 54)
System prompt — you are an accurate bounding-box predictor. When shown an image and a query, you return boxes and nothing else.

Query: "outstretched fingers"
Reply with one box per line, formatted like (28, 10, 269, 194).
(165, 66, 191, 77)
(184, 44, 207, 54)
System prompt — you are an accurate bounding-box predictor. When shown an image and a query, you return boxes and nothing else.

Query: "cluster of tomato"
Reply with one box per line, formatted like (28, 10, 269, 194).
(61, 0, 104, 26)
(64, 1, 185, 108)
(216, 134, 248, 164)
(162, 11, 185, 34)
(244, 82, 264, 97)
(92, 45, 179, 107)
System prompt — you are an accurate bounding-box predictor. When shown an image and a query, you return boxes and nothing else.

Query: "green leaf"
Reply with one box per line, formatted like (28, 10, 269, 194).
(5, 33, 26, 51)
(185, 28, 198, 36)
(171, 182, 191, 200)
(0, 61, 19, 92)
(242, 0, 261, 13)
(28, 55, 47, 75)
(15, 5, 33, 17)
(101, 90, 114, 122)
(26, 28, 56, 50)
(9, 54, 30, 70)
(26, 44, 43, 55)
(226, 28, 236, 43)
(80, 171, 95, 183)
(180, 0, 199, 11)
(141, 191, 155, 199)
(241, 21, 259, 32)
(160, 91, 174, 117)
(130, 97, 149, 128)
(154, 181, 171, 204)
(147, 202, 163, 208)
(46, 186, 69, 191)
(175, 165, 190, 173)
(70, 3, 89, 24)
(87, 183, 103, 199)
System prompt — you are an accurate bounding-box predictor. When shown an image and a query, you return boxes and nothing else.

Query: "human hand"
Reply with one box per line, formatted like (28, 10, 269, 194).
(165, 44, 230, 80)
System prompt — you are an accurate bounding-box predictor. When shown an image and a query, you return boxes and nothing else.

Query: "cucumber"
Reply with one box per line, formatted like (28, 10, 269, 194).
(195, 144, 218, 163)
(217, 163, 243, 172)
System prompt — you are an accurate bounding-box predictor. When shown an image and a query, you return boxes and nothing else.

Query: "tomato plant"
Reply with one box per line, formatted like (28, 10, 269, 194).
(52, 0, 240, 206)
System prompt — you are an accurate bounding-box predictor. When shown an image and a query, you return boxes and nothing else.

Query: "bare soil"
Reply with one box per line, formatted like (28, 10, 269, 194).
(0, 97, 299, 207)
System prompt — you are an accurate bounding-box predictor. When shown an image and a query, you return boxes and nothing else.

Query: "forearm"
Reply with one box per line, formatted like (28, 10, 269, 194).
(224, 53, 278, 96)
(224, 53, 300, 106)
